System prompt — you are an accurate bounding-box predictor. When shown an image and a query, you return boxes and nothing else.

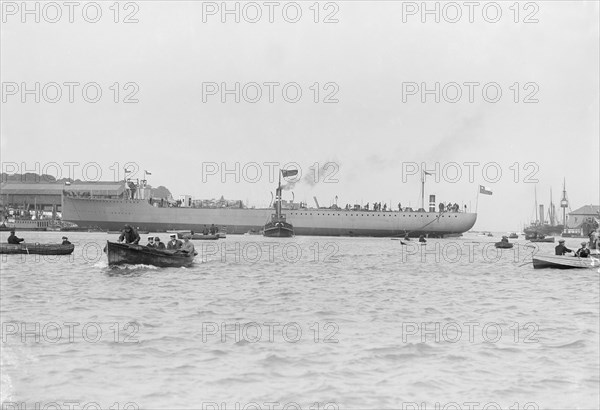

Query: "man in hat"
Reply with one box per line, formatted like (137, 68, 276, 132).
(555, 239, 573, 256)
(146, 236, 155, 248)
(167, 233, 183, 250)
(154, 237, 166, 249)
(118, 224, 140, 244)
(7, 229, 24, 244)
(61, 236, 71, 245)
(575, 241, 591, 258)
(181, 235, 195, 254)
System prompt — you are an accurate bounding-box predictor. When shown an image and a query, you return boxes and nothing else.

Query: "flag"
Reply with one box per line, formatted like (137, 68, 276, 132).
(479, 185, 493, 195)
(424, 171, 433, 176)
(145, 170, 152, 175)
(281, 169, 298, 178)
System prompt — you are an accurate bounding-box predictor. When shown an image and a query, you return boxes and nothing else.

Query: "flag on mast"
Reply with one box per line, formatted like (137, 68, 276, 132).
(281, 169, 298, 178)
(479, 185, 493, 195)
(145, 170, 152, 175)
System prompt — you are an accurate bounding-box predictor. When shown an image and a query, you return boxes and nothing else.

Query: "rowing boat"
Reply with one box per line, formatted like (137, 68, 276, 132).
(530, 237, 555, 243)
(532, 254, 598, 269)
(495, 242, 514, 249)
(0, 243, 75, 255)
(175, 232, 219, 240)
(105, 241, 196, 267)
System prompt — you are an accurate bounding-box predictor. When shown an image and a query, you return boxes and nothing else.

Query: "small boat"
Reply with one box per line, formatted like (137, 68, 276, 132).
(108, 230, 149, 235)
(175, 232, 219, 240)
(244, 229, 262, 235)
(495, 241, 514, 249)
(263, 170, 295, 238)
(532, 254, 598, 269)
(264, 216, 294, 238)
(508, 233, 519, 239)
(105, 241, 196, 267)
(530, 236, 555, 243)
(0, 243, 75, 255)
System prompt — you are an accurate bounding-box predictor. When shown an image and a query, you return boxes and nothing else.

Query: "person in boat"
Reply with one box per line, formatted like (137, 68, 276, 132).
(210, 224, 217, 235)
(190, 230, 195, 236)
(118, 224, 140, 245)
(501, 236, 509, 243)
(154, 237, 166, 249)
(203, 225, 209, 235)
(181, 235, 195, 254)
(589, 230, 599, 250)
(7, 230, 24, 244)
(575, 242, 591, 258)
(61, 236, 71, 245)
(555, 239, 573, 256)
(418, 235, 426, 243)
(167, 233, 183, 250)
(146, 236, 155, 248)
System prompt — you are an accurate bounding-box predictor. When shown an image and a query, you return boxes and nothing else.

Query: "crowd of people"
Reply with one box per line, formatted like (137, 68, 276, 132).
(341, 202, 466, 213)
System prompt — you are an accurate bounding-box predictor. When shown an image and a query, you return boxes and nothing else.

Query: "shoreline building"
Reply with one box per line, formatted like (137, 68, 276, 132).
(563, 205, 600, 237)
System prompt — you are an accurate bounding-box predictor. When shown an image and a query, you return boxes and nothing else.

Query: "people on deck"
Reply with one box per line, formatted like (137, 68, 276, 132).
(61, 236, 71, 245)
(146, 236, 155, 248)
(154, 237, 166, 249)
(555, 239, 573, 255)
(167, 234, 183, 250)
(181, 235, 195, 254)
(438, 203, 444, 213)
(7, 230, 24, 244)
(118, 224, 140, 244)
(575, 242, 591, 258)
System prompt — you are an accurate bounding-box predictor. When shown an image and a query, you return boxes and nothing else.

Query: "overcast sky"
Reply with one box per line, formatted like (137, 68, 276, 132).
(1, 0, 598, 231)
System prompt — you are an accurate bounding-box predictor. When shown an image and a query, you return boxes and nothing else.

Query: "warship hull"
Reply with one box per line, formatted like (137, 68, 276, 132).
(62, 197, 477, 237)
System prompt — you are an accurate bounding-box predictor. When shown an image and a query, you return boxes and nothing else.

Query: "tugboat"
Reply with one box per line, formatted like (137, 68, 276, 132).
(263, 169, 296, 238)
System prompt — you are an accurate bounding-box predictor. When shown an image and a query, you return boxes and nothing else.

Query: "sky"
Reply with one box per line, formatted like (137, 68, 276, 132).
(1, 0, 599, 231)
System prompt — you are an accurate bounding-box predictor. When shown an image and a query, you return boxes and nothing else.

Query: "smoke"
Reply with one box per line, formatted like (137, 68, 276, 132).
(280, 161, 340, 191)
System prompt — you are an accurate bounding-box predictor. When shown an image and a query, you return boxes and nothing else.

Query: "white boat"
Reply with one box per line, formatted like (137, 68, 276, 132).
(532, 254, 599, 269)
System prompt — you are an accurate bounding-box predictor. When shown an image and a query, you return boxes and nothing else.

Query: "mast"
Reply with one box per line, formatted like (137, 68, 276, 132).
(276, 170, 282, 218)
(420, 170, 425, 210)
(560, 178, 569, 228)
(534, 186, 538, 223)
(548, 188, 555, 226)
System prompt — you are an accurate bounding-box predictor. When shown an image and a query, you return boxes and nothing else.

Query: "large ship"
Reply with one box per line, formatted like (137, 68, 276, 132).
(61, 180, 477, 237)
(523, 182, 567, 237)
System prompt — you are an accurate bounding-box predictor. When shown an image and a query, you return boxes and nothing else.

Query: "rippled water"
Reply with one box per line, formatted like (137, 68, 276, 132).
(1, 232, 598, 409)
